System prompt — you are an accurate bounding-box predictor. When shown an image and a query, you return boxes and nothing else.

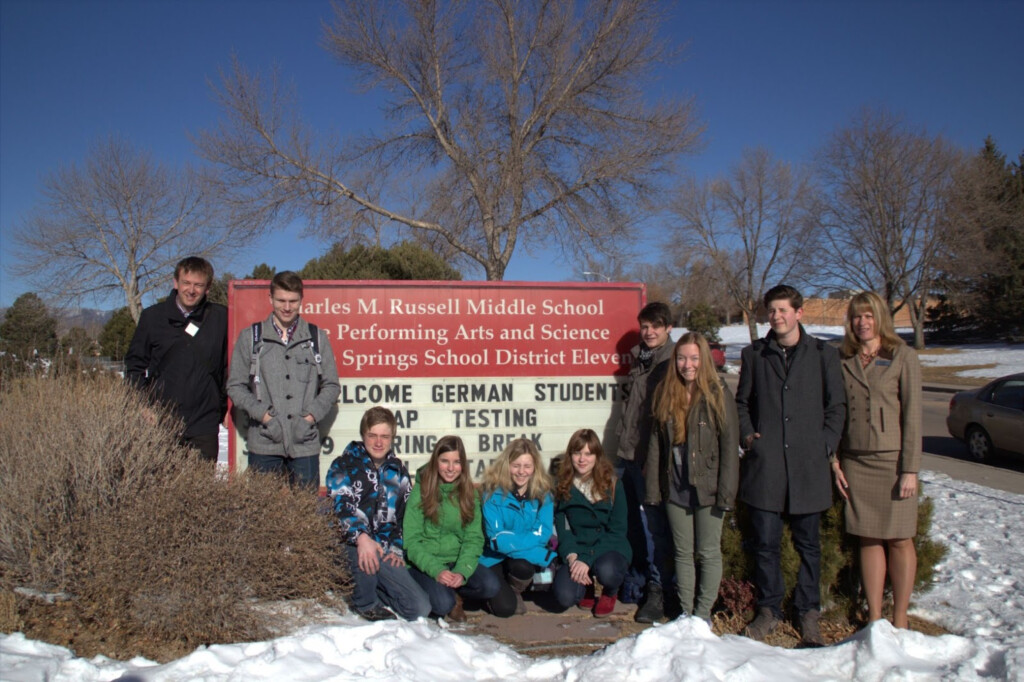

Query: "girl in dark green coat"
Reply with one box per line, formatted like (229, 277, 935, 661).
(553, 429, 631, 617)
(404, 435, 500, 620)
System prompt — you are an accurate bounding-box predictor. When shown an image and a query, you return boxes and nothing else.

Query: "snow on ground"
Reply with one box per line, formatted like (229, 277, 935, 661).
(5, 470, 1023, 681)
(4, 324, 1024, 681)
(708, 324, 1024, 380)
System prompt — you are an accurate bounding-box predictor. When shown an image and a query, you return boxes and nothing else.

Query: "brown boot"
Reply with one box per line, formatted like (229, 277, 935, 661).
(742, 607, 780, 641)
(508, 575, 532, 616)
(799, 609, 825, 647)
(447, 593, 467, 623)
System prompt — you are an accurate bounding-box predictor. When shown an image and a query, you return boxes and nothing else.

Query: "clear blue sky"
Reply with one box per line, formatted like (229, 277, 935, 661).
(2, 0, 1021, 309)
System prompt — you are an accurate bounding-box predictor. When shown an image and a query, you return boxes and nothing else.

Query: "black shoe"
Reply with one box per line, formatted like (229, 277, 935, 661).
(358, 604, 397, 622)
(634, 583, 664, 623)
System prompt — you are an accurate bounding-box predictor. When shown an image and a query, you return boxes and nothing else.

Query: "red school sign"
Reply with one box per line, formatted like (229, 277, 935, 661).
(227, 280, 645, 481)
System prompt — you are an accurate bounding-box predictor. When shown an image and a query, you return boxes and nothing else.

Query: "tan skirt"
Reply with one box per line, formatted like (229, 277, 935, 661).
(841, 449, 917, 539)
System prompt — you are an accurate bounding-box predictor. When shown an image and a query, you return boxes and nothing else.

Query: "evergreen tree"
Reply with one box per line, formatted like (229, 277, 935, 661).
(207, 272, 233, 306)
(300, 241, 462, 281)
(0, 292, 58, 359)
(933, 138, 1024, 337)
(249, 263, 276, 280)
(60, 327, 97, 357)
(99, 307, 136, 361)
(686, 303, 722, 343)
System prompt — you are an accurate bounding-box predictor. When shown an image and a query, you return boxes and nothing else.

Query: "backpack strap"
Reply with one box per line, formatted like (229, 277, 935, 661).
(248, 322, 263, 402)
(307, 323, 323, 395)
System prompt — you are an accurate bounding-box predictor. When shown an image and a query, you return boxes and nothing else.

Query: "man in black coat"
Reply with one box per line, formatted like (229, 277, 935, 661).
(125, 256, 228, 461)
(735, 284, 846, 646)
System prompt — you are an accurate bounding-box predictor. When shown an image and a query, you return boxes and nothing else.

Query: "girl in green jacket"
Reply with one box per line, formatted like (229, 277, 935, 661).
(553, 429, 631, 617)
(404, 435, 500, 620)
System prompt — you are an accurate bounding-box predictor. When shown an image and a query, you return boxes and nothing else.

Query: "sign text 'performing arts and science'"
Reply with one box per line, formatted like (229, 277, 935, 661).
(227, 281, 645, 482)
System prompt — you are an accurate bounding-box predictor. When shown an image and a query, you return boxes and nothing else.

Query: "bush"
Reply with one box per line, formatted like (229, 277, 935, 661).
(0, 373, 348, 661)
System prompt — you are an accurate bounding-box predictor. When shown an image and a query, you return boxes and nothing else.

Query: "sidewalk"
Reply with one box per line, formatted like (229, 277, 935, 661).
(451, 591, 648, 657)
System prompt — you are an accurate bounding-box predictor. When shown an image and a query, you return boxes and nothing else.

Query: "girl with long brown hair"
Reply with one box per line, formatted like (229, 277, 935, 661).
(403, 435, 499, 620)
(646, 332, 739, 621)
(552, 429, 631, 617)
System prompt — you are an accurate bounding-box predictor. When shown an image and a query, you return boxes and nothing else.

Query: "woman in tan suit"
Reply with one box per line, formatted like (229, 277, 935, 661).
(832, 291, 921, 629)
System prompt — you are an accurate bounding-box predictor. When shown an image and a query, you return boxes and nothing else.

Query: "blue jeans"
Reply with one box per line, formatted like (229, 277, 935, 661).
(409, 563, 501, 617)
(748, 506, 821, 617)
(345, 545, 431, 620)
(552, 550, 629, 609)
(248, 453, 320, 490)
(616, 458, 672, 587)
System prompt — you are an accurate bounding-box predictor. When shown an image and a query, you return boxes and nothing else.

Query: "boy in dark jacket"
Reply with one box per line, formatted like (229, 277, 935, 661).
(326, 406, 430, 621)
(735, 284, 846, 646)
(614, 301, 674, 622)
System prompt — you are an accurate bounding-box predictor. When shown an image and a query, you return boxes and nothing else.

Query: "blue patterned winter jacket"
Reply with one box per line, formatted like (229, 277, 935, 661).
(326, 441, 412, 556)
(479, 488, 556, 568)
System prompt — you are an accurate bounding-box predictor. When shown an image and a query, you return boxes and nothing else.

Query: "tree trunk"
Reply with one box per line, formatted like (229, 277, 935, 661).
(745, 308, 759, 343)
(907, 298, 926, 350)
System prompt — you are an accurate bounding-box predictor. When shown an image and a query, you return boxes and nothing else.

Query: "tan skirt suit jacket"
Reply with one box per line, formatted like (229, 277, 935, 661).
(839, 343, 922, 538)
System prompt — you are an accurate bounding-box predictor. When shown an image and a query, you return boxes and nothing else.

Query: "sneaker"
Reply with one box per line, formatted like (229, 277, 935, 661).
(799, 609, 825, 647)
(634, 582, 664, 623)
(358, 604, 396, 622)
(742, 607, 780, 641)
(447, 594, 467, 623)
(594, 593, 617, 617)
(578, 585, 596, 610)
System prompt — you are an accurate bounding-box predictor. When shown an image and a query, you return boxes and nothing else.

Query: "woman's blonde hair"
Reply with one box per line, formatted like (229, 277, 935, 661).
(652, 332, 726, 444)
(418, 435, 475, 526)
(555, 429, 614, 502)
(482, 438, 552, 500)
(840, 291, 904, 359)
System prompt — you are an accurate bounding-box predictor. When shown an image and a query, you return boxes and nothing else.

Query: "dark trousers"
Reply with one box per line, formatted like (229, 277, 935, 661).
(487, 558, 536, 618)
(409, 563, 501, 618)
(748, 506, 821, 617)
(617, 458, 672, 587)
(182, 432, 219, 462)
(552, 550, 629, 609)
(248, 453, 320, 490)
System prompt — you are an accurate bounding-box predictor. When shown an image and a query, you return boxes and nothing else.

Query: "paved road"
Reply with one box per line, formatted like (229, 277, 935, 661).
(919, 387, 1024, 495)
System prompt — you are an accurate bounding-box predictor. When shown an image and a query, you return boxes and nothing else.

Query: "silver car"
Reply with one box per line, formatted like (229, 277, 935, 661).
(947, 372, 1024, 461)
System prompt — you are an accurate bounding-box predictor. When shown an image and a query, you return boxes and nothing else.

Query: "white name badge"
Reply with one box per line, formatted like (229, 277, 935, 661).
(185, 322, 200, 337)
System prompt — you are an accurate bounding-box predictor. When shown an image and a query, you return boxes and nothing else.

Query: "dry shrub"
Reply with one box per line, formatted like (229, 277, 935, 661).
(0, 373, 348, 659)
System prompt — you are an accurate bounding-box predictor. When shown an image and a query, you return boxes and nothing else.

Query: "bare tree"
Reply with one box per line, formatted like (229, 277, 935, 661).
(631, 254, 732, 327)
(668, 148, 818, 342)
(197, 0, 701, 280)
(817, 109, 959, 348)
(12, 137, 237, 322)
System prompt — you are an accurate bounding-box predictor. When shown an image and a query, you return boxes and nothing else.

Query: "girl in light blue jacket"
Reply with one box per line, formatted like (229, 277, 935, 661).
(480, 438, 556, 617)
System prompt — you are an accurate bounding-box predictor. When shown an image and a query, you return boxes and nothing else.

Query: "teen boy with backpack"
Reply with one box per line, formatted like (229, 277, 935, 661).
(227, 271, 340, 488)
